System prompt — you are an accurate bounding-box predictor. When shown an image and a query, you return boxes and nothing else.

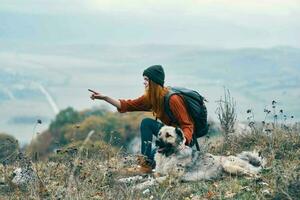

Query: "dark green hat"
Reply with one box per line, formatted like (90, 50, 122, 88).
(143, 65, 165, 87)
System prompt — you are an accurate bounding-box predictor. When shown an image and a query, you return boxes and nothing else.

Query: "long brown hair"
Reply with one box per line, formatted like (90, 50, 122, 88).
(145, 80, 169, 118)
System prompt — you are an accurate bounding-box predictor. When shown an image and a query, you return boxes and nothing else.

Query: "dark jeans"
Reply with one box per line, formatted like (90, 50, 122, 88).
(140, 118, 163, 163)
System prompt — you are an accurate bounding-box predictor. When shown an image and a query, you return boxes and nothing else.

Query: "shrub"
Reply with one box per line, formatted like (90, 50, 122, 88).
(215, 88, 237, 137)
(0, 133, 19, 165)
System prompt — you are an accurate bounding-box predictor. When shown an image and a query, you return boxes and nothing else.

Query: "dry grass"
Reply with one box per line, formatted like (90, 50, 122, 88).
(0, 126, 299, 200)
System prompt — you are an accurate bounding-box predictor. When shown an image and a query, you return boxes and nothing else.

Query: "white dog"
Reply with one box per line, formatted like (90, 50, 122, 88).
(119, 126, 266, 189)
(155, 126, 265, 181)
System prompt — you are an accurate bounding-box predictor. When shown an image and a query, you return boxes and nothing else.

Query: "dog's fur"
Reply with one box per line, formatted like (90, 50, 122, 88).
(118, 126, 266, 189)
(154, 126, 265, 181)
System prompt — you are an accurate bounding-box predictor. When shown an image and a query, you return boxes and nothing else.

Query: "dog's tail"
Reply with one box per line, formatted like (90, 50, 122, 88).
(236, 151, 266, 167)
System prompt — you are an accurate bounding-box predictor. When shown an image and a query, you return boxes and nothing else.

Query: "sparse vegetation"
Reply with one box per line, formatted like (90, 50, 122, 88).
(215, 88, 237, 137)
(0, 104, 299, 199)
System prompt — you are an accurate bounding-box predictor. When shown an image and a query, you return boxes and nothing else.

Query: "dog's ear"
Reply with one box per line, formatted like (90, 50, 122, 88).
(175, 127, 184, 140)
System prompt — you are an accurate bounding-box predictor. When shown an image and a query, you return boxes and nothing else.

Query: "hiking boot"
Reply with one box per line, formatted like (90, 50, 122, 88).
(136, 155, 149, 165)
(120, 155, 154, 175)
(136, 155, 154, 173)
(127, 164, 152, 174)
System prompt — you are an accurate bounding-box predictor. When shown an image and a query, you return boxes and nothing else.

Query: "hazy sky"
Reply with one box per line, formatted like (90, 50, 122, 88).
(1, 0, 299, 48)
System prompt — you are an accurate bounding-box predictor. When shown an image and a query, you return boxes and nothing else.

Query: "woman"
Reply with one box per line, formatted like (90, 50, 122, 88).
(90, 65, 194, 170)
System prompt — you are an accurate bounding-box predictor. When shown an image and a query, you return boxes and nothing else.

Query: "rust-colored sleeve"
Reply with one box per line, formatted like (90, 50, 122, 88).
(117, 95, 151, 113)
(169, 95, 194, 144)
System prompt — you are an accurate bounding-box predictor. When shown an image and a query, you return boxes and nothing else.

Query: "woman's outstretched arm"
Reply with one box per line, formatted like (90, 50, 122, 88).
(89, 89, 121, 109)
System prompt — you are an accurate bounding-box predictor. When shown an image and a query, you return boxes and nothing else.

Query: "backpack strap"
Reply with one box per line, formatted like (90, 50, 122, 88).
(164, 89, 180, 125)
(193, 134, 201, 151)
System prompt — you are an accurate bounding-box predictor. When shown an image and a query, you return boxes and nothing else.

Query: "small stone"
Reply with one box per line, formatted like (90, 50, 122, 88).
(142, 188, 150, 195)
(259, 182, 269, 186)
(241, 186, 251, 191)
(224, 192, 236, 198)
(12, 167, 38, 187)
(0, 177, 5, 184)
(262, 189, 271, 197)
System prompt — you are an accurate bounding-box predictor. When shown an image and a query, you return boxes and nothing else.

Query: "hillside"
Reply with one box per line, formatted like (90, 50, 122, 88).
(0, 106, 299, 199)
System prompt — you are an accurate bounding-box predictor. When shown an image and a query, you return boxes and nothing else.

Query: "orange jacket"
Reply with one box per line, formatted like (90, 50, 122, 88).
(117, 94, 194, 144)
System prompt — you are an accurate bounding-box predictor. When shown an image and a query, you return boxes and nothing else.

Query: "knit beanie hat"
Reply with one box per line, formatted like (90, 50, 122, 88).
(143, 65, 165, 87)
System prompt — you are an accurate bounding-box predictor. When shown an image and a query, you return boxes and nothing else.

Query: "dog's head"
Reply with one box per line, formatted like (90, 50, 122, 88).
(155, 126, 185, 156)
